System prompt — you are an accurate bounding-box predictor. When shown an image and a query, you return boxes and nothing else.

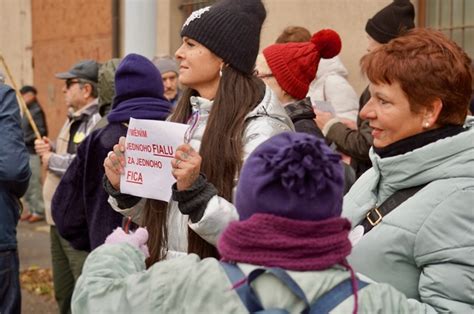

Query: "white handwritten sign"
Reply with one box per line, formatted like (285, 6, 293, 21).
(120, 118, 188, 201)
(312, 100, 336, 116)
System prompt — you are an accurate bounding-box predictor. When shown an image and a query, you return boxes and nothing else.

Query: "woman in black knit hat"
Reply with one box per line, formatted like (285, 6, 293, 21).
(103, 0, 294, 264)
(315, 0, 415, 179)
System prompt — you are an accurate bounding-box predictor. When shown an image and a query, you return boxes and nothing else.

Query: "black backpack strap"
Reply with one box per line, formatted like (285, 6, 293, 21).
(309, 279, 369, 313)
(358, 184, 427, 234)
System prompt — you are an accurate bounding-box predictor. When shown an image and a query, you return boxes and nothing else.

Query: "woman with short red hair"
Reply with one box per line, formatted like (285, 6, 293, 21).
(343, 28, 473, 312)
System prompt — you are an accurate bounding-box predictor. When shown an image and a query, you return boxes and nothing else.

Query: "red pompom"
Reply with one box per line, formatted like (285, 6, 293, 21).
(311, 29, 342, 59)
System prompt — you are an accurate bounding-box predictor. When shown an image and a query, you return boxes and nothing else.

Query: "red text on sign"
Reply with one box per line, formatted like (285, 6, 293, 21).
(126, 171, 143, 184)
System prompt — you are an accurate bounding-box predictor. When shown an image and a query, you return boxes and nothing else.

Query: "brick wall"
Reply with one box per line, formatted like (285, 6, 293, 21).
(32, 0, 113, 139)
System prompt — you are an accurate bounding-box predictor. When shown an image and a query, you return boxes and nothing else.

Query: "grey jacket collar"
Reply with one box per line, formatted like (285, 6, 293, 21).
(190, 96, 212, 114)
(68, 99, 99, 120)
(369, 124, 474, 202)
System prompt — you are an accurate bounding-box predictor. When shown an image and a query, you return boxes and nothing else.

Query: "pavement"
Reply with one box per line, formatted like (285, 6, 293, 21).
(17, 220, 58, 314)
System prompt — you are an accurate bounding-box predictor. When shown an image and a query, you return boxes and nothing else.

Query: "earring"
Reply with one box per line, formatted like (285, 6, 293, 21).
(424, 122, 430, 128)
(219, 64, 224, 77)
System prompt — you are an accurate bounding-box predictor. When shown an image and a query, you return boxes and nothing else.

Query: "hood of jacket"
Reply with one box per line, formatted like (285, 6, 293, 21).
(315, 56, 348, 79)
(98, 58, 121, 116)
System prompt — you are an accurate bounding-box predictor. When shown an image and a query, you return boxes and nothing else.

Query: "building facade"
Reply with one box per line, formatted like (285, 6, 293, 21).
(2, 0, 473, 139)
(0, 0, 33, 88)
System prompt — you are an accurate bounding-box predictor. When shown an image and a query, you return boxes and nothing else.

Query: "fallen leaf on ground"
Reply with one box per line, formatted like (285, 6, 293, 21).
(20, 266, 54, 299)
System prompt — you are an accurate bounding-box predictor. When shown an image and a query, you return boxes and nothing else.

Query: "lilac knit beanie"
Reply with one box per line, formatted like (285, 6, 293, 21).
(236, 132, 344, 221)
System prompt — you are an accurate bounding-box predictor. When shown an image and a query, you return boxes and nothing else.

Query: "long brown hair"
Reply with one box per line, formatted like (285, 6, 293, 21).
(141, 199, 168, 267)
(165, 66, 265, 259)
(141, 67, 265, 265)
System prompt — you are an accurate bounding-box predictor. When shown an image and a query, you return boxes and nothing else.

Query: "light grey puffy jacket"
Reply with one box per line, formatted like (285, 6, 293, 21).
(73, 243, 419, 313)
(343, 123, 474, 313)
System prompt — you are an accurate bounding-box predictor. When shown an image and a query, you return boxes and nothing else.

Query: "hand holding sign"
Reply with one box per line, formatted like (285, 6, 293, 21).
(314, 109, 336, 130)
(171, 144, 202, 191)
(104, 136, 126, 190)
(119, 118, 189, 201)
(312, 100, 336, 116)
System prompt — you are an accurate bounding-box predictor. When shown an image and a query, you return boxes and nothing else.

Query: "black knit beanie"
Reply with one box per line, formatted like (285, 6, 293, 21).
(365, 0, 415, 44)
(180, 0, 266, 74)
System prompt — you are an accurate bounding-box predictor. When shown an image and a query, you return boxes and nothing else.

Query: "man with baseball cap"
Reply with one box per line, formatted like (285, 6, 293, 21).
(55, 59, 99, 82)
(34, 59, 102, 314)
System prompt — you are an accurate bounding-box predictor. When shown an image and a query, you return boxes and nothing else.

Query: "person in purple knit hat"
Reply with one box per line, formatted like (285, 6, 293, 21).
(51, 54, 172, 314)
(72, 132, 416, 313)
(52, 53, 172, 252)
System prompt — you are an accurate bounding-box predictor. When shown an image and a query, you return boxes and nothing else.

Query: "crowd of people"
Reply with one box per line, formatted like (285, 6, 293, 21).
(0, 0, 473, 313)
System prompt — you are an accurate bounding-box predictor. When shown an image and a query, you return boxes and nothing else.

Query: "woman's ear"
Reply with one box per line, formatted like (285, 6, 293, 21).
(423, 98, 443, 128)
(219, 63, 225, 77)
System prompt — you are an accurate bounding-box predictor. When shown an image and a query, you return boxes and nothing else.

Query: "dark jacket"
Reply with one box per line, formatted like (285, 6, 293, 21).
(170, 89, 183, 107)
(284, 97, 324, 138)
(285, 97, 355, 192)
(51, 123, 125, 251)
(0, 85, 31, 251)
(22, 101, 48, 154)
(325, 87, 373, 178)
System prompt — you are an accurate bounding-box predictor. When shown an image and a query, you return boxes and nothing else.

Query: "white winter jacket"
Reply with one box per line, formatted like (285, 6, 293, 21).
(307, 56, 359, 121)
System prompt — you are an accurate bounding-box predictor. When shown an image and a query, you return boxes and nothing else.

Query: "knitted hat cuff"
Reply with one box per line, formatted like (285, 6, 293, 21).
(112, 54, 166, 108)
(117, 97, 171, 109)
(180, 0, 265, 75)
(181, 9, 230, 56)
(182, 12, 256, 74)
(153, 57, 178, 75)
(263, 46, 309, 100)
(366, 19, 394, 44)
(365, 0, 415, 44)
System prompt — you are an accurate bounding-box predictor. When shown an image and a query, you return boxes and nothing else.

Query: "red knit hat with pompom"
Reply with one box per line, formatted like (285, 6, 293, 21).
(263, 29, 341, 100)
